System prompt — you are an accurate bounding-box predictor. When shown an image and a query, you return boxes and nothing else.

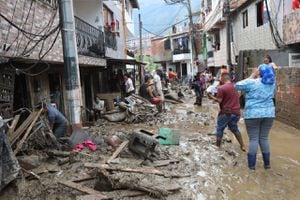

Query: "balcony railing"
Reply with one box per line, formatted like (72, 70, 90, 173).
(75, 16, 105, 58)
(104, 28, 117, 50)
(173, 49, 190, 55)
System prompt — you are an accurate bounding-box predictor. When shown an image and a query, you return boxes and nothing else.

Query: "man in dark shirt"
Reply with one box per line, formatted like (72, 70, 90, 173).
(43, 104, 68, 138)
(208, 73, 245, 151)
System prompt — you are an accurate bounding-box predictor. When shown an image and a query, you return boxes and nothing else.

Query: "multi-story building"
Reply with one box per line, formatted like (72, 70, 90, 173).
(0, 0, 139, 120)
(151, 23, 198, 79)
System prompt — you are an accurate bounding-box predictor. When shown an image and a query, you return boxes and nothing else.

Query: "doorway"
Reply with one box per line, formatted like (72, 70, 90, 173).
(48, 73, 64, 112)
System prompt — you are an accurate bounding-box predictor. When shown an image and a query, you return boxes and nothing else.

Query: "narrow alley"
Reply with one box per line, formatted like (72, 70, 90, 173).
(1, 0, 300, 200)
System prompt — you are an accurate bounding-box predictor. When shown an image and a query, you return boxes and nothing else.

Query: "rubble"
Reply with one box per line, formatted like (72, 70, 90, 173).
(0, 94, 255, 200)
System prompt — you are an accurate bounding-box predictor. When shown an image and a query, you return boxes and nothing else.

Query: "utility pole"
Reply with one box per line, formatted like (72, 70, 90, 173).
(122, 0, 127, 58)
(58, 0, 82, 129)
(186, 0, 196, 75)
(225, 0, 232, 70)
(138, 13, 143, 84)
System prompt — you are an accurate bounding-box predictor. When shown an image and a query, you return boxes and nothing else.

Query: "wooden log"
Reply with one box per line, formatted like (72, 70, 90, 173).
(106, 140, 129, 164)
(7, 114, 20, 135)
(14, 109, 43, 154)
(58, 180, 110, 199)
(46, 150, 71, 157)
(10, 111, 37, 145)
(84, 163, 165, 176)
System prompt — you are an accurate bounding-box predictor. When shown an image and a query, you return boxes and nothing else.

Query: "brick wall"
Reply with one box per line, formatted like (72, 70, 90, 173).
(0, 0, 63, 62)
(0, 0, 106, 66)
(276, 67, 300, 129)
(151, 38, 172, 62)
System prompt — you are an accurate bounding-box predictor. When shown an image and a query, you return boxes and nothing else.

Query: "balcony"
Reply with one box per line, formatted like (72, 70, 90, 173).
(75, 16, 105, 58)
(172, 49, 191, 62)
(173, 49, 190, 55)
(104, 28, 117, 50)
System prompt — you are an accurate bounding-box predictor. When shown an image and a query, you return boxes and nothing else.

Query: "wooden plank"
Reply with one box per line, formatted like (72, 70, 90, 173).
(72, 174, 95, 183)
(7, 114, 20, 135)
(76, 190, 145, 200)
(58, 180, 109, 199)
(106, 140, 129, 164)
(153, 159, 180, 167)
(14, 109, 43, 154)
(10, 111, 37, 145)
(84, 163, 165, 176)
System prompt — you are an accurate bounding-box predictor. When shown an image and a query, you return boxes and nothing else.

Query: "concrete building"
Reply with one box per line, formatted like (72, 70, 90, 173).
(0, 0, 139, 120)
(151, 22, 197, 80)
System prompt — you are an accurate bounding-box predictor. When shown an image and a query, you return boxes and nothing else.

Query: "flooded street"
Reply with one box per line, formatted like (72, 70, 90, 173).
(1, 97, 300, 200)
(165, 98, 300, 200)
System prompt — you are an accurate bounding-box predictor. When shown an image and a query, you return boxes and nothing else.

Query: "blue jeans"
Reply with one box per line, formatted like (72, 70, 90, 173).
(53, 122, 67, 138)
(245, 118, 274, 154)
(216, 114, 241, 137)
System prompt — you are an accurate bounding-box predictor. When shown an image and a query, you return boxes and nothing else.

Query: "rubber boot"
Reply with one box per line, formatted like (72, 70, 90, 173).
(216, 137, 222, 147)
(247, 153, 256, 170)
(262, 152, 271, 169)
(234, 134, 246, 151)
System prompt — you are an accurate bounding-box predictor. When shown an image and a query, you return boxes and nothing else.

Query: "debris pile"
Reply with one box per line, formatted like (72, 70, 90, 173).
(8, 109, 59, 155)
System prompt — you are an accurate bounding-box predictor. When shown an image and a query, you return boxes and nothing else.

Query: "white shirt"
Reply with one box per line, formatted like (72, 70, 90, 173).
(125, 78, 134, 93)
(153, 74, 162, 91)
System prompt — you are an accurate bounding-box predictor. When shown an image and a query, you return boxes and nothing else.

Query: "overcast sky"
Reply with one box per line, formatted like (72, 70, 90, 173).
(133, 0, 200, 37)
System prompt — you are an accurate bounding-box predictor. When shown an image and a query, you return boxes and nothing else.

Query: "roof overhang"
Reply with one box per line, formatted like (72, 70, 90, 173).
(107, 58, 146, 65)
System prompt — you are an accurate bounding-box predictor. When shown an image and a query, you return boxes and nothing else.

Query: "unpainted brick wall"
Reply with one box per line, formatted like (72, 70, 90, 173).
(276, 67, 300, 129)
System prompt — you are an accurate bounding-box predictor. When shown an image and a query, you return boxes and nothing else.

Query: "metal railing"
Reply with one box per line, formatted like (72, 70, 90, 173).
(104, 27, 117, 50)
(173, 49, 190, 55)
(74, 16, 105, 58)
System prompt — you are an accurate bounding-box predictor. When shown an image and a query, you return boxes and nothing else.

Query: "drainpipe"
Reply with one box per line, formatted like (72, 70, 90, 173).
(58, 0, 82, 129)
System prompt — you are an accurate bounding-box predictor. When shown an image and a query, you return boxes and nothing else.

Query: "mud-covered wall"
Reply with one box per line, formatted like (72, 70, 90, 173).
(276, 67, 300, 129)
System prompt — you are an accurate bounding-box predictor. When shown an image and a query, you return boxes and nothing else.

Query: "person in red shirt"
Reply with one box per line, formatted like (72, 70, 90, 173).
(168, 68, 176, 81)
(293, 0, 300, 10)
(208, 73, 246, 151)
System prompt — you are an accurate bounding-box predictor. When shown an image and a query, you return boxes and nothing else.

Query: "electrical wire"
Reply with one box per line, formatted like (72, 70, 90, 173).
(264, 0, 285, 48)
(13, 0, 34, 57)
(0, 12, 59, 39)
(9, 27, 61, 76)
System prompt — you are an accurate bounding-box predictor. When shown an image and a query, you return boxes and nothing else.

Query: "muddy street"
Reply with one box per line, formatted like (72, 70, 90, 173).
(1, 95, 300, 200)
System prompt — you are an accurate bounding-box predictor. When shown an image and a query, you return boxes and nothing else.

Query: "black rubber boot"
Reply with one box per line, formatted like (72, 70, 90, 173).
(234, 134, 246, 151)
(247, 153, 256, 170)
(262, 152, 271, 169)
(216, 137, 222, 147)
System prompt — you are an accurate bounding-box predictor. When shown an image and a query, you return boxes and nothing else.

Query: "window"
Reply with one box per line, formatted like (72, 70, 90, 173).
(103, 5, 114, 30)
(164, 39, 171, 50)
(214, 32, 220, 51)
(256, 1, 269, 27)
(242, 10, 248, 28)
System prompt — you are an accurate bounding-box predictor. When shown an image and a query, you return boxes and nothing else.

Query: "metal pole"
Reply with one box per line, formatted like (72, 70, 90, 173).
(139, 13, 143, 84)
(58, 0, 82, 129)
(122, 0, 127, 58)
(186, 0, 197, 75)
(225, 0, 232, 70)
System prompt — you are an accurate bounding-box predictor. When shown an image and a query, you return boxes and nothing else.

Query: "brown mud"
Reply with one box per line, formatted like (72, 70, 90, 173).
(1, 97, 300, 200)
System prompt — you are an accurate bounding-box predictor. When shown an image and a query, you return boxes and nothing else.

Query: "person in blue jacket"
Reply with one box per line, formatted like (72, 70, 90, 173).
(235, 64, 275, 170)
(43, 103, 68, 138)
